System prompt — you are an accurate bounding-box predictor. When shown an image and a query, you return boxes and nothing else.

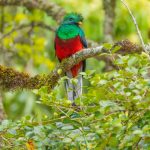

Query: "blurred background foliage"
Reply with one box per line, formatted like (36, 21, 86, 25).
(0, 0, 150, 120)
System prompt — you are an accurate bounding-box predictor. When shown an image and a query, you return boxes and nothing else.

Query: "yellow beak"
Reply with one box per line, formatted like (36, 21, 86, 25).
(78, 21, 82, 25)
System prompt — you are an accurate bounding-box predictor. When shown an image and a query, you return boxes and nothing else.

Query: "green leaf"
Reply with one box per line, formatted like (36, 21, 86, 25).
(103, 43, 112, 49)
(61, 125, 74, 130)
(127, 56, 138, 66)
(8, 129, 17, 135)
(133, 130, 143, 135)
(112, 45, 121, 53)
(63, 138, 72, 143)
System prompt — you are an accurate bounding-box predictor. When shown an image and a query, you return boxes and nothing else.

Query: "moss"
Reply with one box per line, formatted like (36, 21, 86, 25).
(0, 65, 56, 91)
(0, 65, 29, 90)
(0, 66, 51, 91)
(113, 40, 142, 55)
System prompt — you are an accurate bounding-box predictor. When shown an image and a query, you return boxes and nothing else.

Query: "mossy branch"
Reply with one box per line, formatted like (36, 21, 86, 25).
(0, 40, 142, 91)
(0, 46, 103, 91)
(0, 0, 66, 23)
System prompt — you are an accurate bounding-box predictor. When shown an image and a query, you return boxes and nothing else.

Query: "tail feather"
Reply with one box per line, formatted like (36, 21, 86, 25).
(65, 68, 83, 101)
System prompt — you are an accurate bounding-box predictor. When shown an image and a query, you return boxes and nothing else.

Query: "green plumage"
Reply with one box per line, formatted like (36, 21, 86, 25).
(57, 25, 84, 40)
(56, 12, 85, 40)
(63, 13, 83, 22)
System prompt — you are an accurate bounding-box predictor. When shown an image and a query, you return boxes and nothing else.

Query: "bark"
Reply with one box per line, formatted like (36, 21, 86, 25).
(102, 0, 117, 42)
(0, 0, 66, 23)
(0, 5, 6, 121)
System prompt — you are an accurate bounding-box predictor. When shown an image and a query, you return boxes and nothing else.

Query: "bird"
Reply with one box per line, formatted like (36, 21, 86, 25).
(54, 13, 87, 101)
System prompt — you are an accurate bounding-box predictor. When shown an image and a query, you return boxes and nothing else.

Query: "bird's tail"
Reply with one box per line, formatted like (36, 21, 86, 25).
(65, 69, 83, 101)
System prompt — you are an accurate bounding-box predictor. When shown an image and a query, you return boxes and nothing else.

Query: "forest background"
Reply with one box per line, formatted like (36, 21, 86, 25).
(0, 0, 150, 149)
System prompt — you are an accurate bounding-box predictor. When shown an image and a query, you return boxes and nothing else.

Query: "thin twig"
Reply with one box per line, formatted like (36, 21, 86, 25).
(121, 0, 146, 52)
(0, 22, 56, 40)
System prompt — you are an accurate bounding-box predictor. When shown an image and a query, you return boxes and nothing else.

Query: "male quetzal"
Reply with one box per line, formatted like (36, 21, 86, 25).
(54, 13, 87, 101)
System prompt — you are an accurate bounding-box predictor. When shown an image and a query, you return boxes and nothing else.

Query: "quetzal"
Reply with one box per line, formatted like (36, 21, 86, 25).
(54, 13, 87, 101)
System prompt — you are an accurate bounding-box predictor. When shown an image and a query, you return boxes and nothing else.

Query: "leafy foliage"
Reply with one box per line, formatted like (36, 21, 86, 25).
(1, 53, 150, 149)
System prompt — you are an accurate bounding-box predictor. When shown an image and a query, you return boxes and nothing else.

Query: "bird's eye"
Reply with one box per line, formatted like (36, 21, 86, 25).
(69, 18, 73, 21)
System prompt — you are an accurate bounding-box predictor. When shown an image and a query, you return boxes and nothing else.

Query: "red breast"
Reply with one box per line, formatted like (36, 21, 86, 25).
(55, 35, 84, 77)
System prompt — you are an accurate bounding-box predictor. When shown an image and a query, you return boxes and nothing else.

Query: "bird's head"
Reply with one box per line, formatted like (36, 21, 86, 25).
(62, 13, 83, 26)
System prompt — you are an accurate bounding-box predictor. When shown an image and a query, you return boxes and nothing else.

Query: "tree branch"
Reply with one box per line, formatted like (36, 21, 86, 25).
(0, 46, 104, 91)
(0, 40, 142, 92)
(0, 22, 56, 40)
(0, 0, 66, 23)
